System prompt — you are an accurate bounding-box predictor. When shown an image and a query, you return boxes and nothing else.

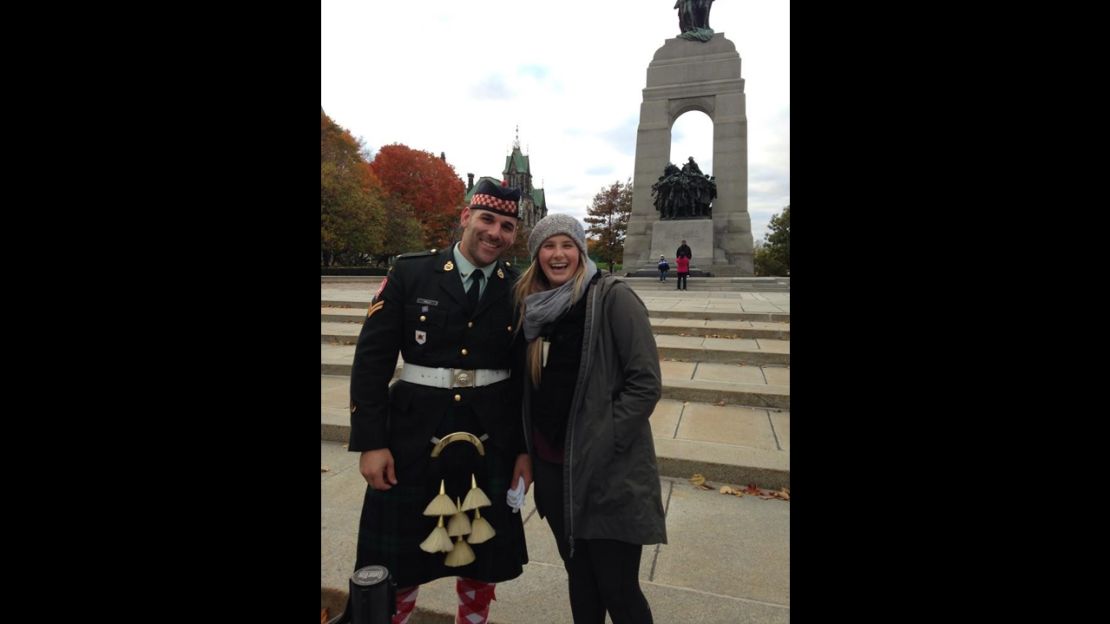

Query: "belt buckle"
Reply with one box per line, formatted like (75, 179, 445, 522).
(452, 369, 476, 388)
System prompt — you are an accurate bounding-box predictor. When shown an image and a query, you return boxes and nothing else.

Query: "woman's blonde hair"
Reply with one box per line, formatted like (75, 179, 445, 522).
(512, 248, 590, 388)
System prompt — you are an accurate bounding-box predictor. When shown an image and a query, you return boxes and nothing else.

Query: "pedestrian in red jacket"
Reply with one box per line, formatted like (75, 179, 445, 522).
(676, 255, 690, 290)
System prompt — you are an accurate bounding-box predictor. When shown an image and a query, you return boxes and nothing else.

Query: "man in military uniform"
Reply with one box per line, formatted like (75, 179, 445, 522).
(349, 179, 531, 624)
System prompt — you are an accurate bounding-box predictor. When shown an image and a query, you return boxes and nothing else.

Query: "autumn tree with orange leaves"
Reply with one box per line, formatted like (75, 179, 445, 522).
(370, 144, 466, 251)
(584, 179, 633, 274)
(321, 111, 387, 266)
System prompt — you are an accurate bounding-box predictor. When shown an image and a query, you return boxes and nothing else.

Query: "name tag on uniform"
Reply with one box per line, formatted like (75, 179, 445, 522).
(415, 330, 427, 345)
(416, 298, 438, 306)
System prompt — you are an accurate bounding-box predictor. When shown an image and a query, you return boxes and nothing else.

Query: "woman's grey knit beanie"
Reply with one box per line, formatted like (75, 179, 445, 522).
(527, 213, 587, 259)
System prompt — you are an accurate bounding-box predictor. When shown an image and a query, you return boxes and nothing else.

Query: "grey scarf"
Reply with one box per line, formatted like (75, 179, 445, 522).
(522, 259, 598, 342)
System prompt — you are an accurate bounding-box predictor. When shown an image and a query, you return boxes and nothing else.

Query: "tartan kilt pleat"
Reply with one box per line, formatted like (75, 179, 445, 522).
(354, 438, 528, 588)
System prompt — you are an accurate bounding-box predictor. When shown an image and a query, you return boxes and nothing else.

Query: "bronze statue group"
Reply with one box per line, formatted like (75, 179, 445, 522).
(651, 157, 717, 220)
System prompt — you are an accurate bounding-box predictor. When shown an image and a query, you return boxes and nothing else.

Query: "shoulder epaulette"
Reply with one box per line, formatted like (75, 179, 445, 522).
(394, 249, 438, 261)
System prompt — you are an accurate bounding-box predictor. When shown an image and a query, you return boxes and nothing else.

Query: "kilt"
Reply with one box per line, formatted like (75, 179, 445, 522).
(354, 425, 528, 588)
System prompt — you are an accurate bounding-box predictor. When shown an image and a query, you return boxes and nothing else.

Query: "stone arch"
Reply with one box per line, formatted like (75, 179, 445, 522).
(669, 108, 714, 176)
(623, 34, 754, 275)
(670, 97, 715, 121)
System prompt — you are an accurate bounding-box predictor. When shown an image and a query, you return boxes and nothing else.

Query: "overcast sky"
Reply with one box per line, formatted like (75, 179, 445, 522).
(322, 0, 789, 243)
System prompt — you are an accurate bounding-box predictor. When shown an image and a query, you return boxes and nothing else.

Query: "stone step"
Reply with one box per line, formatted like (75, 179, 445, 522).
(660, 377, 790, 409)
(657, 345, 788, 367)
(322, 274, 788, 283)
(322, 440, 790, 624)
(324, 283, 789, 320)
(322, 344, 789, 410)
(321, 277, 791, 622)
(625, 268, 714, 278)
(322, 322, 789, 366)
(621, 277, 790, 291)
(323, 372, 789, 489)
(650, 318, 789, 340)
(321, 307, 364, 323)
(322, 318, 789, 340)
(322, 304, 790, 326)
(323, 274, 790, 292)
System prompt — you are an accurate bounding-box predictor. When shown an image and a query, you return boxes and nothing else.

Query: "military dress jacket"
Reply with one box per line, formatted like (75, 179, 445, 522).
(349, 247, 524, 469)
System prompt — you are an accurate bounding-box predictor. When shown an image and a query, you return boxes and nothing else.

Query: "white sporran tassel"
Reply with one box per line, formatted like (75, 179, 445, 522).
(419, 515, 454, 553)
(444, 535, 475, 567)
(447, 497, 472, 537)
(422, 479, 458, 517)
(461, 473, 492, 511)
(467, 507, 496, 544)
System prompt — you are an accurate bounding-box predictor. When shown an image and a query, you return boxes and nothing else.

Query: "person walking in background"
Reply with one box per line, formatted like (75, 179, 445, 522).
(513, 214, 666, 624)
(676, 254, 689, 290)
(676, 239, 692, 262)
(657, 255, 669, 281)
(348, 179, 532, 624)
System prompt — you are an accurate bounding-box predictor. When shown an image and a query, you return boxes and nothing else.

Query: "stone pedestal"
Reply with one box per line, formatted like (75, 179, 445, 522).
(622, 33, 754, 276)
(650, 219, 712, 263)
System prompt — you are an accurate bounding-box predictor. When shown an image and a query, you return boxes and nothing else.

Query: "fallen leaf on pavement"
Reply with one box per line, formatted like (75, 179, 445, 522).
(744, 483, 762, 495)
(321, 466, 331, 473)
(689, 474, 710, 490)
(719, 485, 743, 496)
(768, 487, 790, 501)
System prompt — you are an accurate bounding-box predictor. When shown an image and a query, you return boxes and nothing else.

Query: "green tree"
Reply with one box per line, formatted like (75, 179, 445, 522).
(321, 111, 386, 265)
(377, 195, 426, 265)
(583, 179, 632, 274)
(502, 224, 531, 267)
(754, 205, 790, 276)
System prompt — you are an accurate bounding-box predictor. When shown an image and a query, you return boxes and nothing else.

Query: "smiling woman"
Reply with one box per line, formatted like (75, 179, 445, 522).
(537, 235, 581, 287)
(511, 212, 665, 623)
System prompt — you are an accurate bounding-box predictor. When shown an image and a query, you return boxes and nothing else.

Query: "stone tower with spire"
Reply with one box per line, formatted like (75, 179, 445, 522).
(465, 126, 548, 229)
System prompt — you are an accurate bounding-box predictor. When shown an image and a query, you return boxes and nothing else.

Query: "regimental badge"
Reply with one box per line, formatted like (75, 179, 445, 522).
(497, 268, 505, 279)
(444, 260, 455, 272)
(415, 330, 427, 344)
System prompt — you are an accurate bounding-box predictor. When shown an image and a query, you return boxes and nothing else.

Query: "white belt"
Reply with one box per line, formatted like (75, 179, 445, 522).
(399, 363, 511, 388)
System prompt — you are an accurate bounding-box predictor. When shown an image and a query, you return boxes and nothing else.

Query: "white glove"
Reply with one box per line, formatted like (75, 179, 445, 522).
(506, 476, 526, 513)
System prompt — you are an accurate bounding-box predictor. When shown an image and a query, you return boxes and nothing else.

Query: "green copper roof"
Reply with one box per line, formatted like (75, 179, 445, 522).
(503, 147, 530, 174)
(531, 188, 545, 208)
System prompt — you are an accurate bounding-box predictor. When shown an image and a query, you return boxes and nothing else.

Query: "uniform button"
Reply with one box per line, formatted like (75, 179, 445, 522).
(419, 315, 426, 322)
(507, 325, 512, 332)
(461, 348, 468, 356)
(454, 394, 462, 402)
(467, 321, 474, 328)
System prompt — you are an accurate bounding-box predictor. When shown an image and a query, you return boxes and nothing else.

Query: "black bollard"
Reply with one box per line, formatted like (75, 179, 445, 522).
(348, 565, 396, 624)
